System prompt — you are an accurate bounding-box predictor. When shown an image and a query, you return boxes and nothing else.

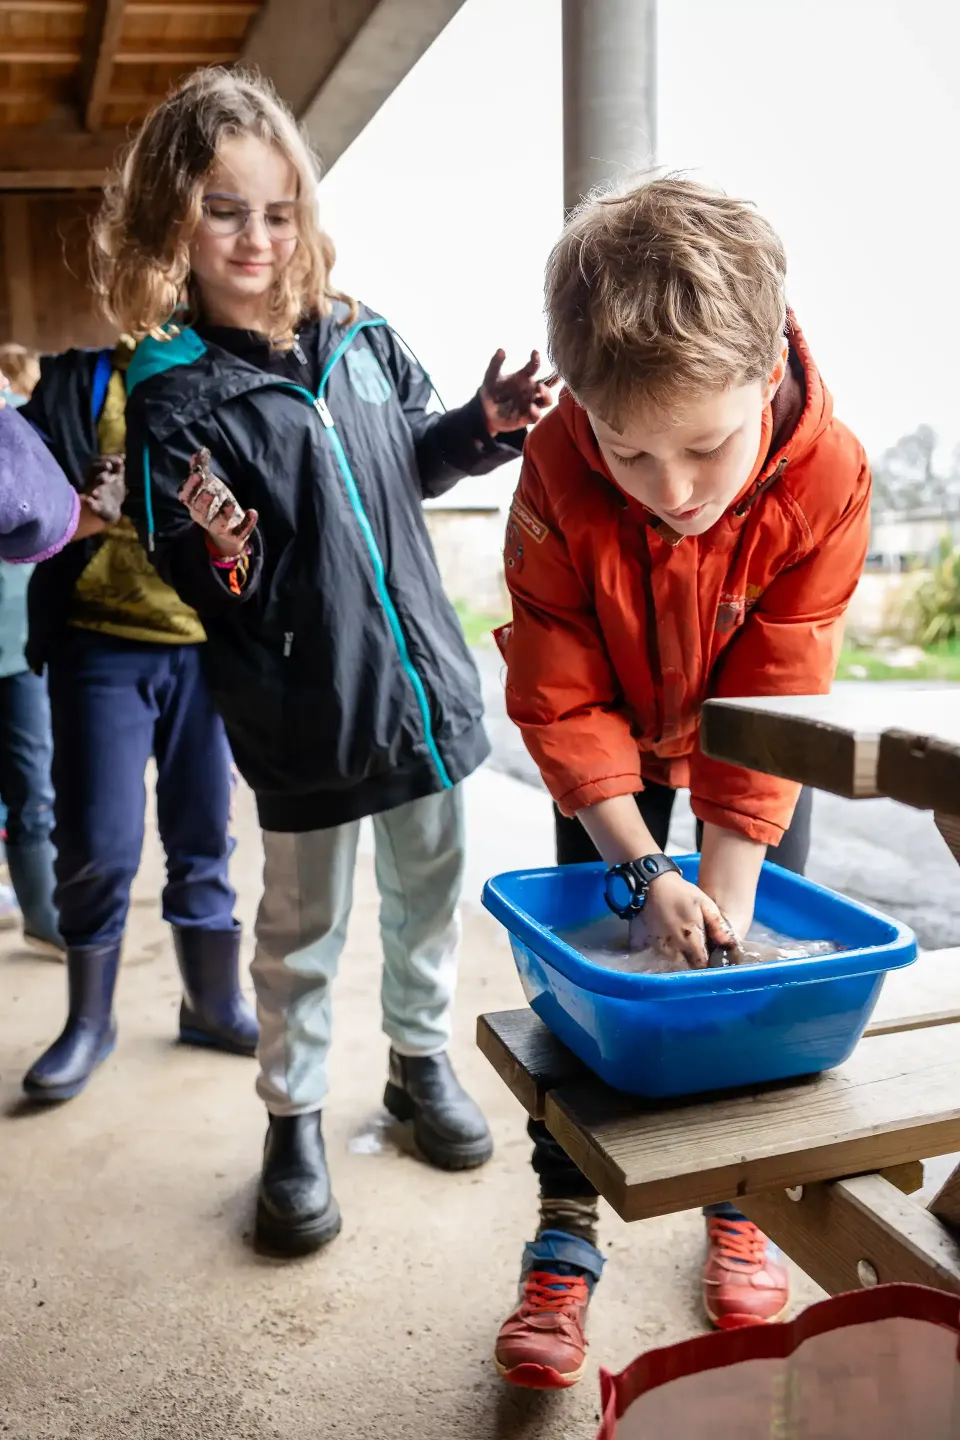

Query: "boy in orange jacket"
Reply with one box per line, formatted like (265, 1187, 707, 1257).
(494, 176, 871, 1388)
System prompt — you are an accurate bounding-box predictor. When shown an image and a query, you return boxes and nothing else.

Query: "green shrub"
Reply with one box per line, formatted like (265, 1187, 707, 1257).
(910, 540, 960, 645)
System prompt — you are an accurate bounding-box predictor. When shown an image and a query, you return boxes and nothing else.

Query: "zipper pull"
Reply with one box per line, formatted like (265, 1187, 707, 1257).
(283, 631, 293, 658)
(314, 396, 334, 428)
(292, 336, 307, 365)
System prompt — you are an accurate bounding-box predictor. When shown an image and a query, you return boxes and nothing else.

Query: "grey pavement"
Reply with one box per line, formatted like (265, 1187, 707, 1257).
(472, 647, 960, 950)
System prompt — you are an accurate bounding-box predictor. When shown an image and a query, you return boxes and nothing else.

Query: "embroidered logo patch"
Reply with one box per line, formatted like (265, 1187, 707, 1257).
(510, 497, 548, 544)
(345, 348, 391, 406)
(715, 593, 746, 633)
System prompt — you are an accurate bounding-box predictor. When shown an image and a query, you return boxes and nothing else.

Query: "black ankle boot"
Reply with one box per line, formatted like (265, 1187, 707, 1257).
(255, 1113, 342, 1256)
(174, 926, 258, 1057)
(23, 942, 121, 1102)
(384, 1049, 493, 1171)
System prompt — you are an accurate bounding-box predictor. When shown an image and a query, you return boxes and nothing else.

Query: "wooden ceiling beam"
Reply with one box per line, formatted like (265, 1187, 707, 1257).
(79, 0, 127, 132)
(126, 2, 258, 13)
(0, 48, 81, 62)
(0, 1, 257, 14)
(113, 48, 237, 63)
(0, 46, 240, 66)
(0, 168, 105, 190)
(0, 127, 125, 191)
(0, 2, 84, 13)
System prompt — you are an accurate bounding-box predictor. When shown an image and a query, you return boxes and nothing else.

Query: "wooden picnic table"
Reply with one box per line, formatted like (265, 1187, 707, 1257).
(478, 685, 960, 1300)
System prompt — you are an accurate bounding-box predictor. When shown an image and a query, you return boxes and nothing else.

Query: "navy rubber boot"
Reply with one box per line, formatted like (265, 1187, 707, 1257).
(174, 926, 258, 1057)
(22, 942, 120, 1102)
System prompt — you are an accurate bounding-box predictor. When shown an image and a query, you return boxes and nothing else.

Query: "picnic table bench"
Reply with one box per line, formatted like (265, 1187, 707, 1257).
(478, 684, 960, 1298)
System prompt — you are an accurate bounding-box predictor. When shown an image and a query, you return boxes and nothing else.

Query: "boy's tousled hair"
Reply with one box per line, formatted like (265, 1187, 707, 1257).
(92, 66, 355, 346)
(546, 174, 787, 427)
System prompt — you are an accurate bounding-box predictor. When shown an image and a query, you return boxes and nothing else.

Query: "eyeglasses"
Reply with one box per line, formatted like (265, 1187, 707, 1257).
(200, 192, 298, 239)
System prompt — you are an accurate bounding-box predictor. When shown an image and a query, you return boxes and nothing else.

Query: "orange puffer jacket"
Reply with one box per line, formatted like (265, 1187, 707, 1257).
(499, 321, 871, 845)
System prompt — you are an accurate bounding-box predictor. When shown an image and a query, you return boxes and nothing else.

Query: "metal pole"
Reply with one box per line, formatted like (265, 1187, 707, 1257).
(562, 0, 657, 214)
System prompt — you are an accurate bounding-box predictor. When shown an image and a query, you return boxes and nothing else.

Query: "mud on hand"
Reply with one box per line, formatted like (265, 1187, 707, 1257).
(82, 453, 126, 526)
(179, 448, 258, 558)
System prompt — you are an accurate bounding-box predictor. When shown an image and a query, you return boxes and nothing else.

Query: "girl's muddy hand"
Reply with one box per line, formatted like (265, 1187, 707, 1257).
(480, 350, 557, 434)
(179, 448, 257, 557)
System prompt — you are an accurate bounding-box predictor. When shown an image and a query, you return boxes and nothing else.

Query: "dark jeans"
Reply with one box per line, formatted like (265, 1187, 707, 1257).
(532, 780, 813, 1220)
(0, 668, 60, 944)
(48, 632, 236, 948)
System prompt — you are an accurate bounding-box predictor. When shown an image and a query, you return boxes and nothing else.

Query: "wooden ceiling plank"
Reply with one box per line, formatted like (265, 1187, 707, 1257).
(0, 48, 81, 62)
(0, 2, 84, 12)
(125, 3, 258, 14)
(0, 168, 106, 189)
(0, 126, 127, 171)
(80, 0, 128, 132)
(112, 47, 237, 62)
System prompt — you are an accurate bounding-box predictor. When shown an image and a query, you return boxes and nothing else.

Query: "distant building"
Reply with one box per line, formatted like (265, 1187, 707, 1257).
(867, 508, 960, 573)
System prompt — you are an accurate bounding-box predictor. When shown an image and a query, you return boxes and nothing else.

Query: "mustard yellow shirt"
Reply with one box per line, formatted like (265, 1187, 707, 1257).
(68, 343, 205, 644)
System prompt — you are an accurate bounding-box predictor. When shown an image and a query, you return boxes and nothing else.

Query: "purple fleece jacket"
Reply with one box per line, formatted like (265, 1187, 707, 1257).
(0, 404, 79, 563)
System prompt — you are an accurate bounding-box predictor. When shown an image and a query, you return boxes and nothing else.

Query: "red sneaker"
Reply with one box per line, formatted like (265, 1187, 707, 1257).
(495, 1268, 592, 1389)
(702, 1216, 790, 1329)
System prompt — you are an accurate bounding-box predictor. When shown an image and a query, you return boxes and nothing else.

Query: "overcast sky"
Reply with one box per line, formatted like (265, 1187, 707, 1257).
(317, 0, 959, 507)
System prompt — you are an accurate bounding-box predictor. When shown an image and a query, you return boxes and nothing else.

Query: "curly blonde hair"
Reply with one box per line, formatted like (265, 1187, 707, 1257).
(546, 174, 787, 427)
(92, 66, 355, 346)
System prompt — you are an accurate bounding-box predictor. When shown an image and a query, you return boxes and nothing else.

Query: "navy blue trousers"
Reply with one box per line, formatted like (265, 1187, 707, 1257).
(47, 632, 236, 948)
(0, 668, 60, 943)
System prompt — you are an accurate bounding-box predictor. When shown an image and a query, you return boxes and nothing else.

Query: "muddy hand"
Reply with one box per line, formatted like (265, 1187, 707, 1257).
(82, 453, 126, 525)
(480, 350, 558, 435)
(633, 872, 739, 971)
(179, 448, 257, 558)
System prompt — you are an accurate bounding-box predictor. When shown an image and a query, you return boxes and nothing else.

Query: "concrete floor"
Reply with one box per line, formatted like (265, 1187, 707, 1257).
(0, 774, 825, 1439)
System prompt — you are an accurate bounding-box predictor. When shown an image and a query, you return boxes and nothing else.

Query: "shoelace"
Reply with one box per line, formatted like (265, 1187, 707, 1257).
(709, 1218, 768, 1267)
(520, 1270, 589, 1317)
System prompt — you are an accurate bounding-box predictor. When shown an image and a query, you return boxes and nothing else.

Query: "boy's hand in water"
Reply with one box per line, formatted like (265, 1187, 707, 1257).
(628, 870, 739, 970)
(480, 350, 557, 434)
(179, 448, 257, 558)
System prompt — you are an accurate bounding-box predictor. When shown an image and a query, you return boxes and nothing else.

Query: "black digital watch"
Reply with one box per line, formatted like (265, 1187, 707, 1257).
(604, 855, 682, 919)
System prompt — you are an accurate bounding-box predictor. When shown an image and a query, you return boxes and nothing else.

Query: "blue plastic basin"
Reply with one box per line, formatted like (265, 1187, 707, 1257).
(482, 857, 917, 1097)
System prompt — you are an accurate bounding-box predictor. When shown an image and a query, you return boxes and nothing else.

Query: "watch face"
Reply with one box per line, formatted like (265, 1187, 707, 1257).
(605, 867, 638, 916)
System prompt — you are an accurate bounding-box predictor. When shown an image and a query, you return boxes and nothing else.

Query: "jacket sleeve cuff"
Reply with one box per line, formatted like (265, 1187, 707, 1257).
(430, 393, 526, 476)
(207, 528, 263, 598)
(555, 771, 643, 818)
(689, 794, 790, 847)
(8, 486, 80, 564)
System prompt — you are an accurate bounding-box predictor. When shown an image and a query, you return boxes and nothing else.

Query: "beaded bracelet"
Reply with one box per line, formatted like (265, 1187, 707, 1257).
(208, 547, 249, 569)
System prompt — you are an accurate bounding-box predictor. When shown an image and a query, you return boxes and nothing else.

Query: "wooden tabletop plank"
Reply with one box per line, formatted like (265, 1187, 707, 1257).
(700, 688, 960, 799)
(477, 1010, 588, 1120)
(479, 952, 960, 1122)
(543, 1023, 960, 1220)
(878, 727, 960, 812)
(870, 948, 960, 1029)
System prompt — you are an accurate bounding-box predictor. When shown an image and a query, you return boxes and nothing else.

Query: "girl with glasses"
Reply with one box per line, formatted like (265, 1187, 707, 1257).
(95, 67, 554, 1256)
